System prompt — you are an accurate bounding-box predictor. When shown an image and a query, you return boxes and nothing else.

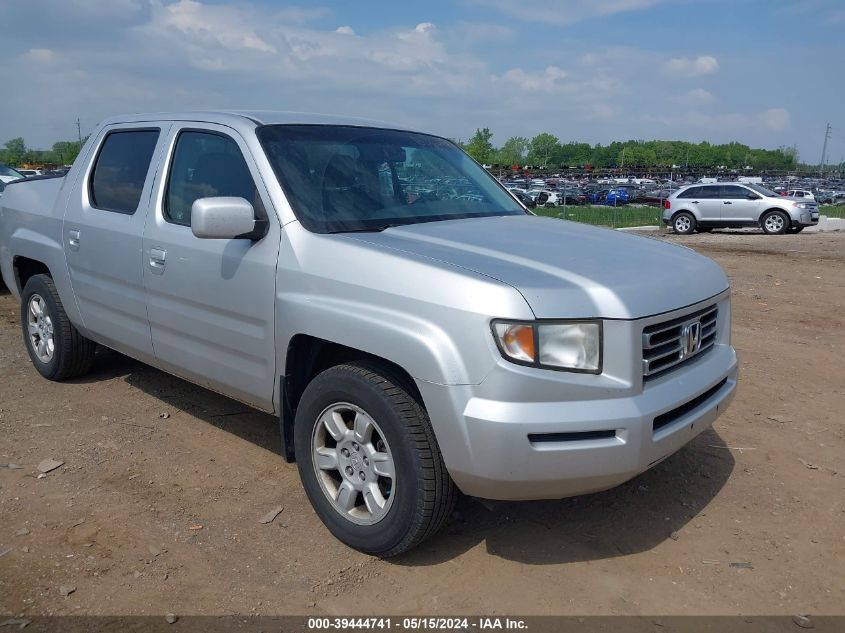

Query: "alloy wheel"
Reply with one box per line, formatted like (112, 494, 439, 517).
(311, 402, 396, 525)
(27, 294, 54, 363)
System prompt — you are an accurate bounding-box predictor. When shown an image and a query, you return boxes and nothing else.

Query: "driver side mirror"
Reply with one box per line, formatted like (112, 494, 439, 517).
(191, 197, 267, 240)
(747, 193, 761, 200)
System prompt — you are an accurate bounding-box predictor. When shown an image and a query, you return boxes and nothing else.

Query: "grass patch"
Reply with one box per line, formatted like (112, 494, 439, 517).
(533, 204, 662, 228)
(820, 205, 845, 218)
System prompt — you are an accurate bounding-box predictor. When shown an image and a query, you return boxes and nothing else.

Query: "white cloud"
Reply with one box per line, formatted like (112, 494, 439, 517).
(147, 0, 276, 54)
(473, 0, 665, 25)
(680, 88, 715, 104)
(0, 0, 817, 158)
(761, 108, 790, 130)
(664, 55, 719, 76)
(494, 65, 568, 92)
(21, 48, 55, 63)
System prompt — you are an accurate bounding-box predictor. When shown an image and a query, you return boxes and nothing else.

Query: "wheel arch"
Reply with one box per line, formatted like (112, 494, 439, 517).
(671, 207, 699, 222)
(279, 334, 422, 463)
(12, 255, 52, 295)
(760, 206, 790, 218)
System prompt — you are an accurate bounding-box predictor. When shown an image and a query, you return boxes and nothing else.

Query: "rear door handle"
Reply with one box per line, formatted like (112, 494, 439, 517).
(149, 247, 167, 275)
(691, 201, 699, 204)
(723, 201, 732, 204)
(67, 229, 81, 251)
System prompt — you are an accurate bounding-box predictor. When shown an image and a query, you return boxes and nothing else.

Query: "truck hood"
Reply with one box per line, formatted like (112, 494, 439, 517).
(345, 215, 728, 319)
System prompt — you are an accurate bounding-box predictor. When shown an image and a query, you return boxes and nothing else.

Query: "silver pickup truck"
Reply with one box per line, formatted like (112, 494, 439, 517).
(0, 111, 738, 556)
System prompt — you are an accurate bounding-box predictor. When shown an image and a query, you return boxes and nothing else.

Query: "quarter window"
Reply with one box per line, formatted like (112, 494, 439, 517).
(164, 131, 259, 227)
(678, 186, 703, 199)
(89, 130, 160, 214)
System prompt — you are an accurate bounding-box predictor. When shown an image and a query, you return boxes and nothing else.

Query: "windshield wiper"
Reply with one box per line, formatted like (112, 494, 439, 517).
(327, 223, 401, 234)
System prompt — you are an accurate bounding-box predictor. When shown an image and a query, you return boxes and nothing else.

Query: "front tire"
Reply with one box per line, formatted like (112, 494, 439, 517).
(672, 212, 696, 234)
(20, 274, 96, 381)
(294, 361, 456, 557)
(761, 210, 789, 235)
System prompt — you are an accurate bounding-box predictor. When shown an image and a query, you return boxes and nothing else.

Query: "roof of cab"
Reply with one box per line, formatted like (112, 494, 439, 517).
(98, 110, 417, 133)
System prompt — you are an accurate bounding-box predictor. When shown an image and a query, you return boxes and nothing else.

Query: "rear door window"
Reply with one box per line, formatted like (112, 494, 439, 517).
(89, 130, 160, 214)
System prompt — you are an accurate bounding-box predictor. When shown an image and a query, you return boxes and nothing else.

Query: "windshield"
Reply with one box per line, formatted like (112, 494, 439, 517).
(257, 125, 526, 233)
(747, 183, 779, 197)
(0, 165, 23, 179)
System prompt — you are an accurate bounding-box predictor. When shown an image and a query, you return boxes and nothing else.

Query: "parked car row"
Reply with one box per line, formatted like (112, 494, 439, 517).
(0, 164, 70, 193)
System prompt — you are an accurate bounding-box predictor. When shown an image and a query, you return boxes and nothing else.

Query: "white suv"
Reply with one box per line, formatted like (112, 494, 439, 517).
(663, 182, 819, 235)
(785, 189, 815, 201)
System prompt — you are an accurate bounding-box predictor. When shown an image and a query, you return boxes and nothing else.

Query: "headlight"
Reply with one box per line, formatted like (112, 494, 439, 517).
(795, 202, 808, 209)
(492, 320, 602, 373)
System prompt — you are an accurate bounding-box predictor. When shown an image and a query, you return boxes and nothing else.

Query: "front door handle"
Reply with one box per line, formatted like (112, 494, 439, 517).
(149, 247, 167, 275)
(691, 201, 699, 204)
(723, 201, 732, 204)
(67, 229, 81, 251)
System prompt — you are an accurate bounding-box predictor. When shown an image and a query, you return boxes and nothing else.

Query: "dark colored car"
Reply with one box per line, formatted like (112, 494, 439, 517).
(613, 185, 643, 202)
(640, 189, 674, 206)
(511, 189, 536, 208)
(588, 188, 630, 206)
(556, 187, 587, 205)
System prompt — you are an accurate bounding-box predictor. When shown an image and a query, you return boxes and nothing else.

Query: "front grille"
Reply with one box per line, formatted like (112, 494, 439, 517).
(642, 304, 718, 379)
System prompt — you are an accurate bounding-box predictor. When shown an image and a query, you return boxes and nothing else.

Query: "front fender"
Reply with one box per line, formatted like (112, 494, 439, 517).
(272, 224, 536, 415)
(277, 291, 485, 386)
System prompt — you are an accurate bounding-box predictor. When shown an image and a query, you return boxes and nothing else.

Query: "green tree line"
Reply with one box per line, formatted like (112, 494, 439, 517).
(461, 128, 801, 171)
(1, 137, 87, 167)
(0, 131, 816, 173)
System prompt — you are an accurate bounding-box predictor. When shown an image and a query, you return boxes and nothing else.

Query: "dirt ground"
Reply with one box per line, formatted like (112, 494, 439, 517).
(1, 229, 843, 617)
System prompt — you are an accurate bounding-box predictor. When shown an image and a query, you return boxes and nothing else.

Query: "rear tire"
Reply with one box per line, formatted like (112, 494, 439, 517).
(761, 210, 789, 235)
(294, 361, 456, 557)
(672, 212, 696, 234)
(21, 274, 96, 381)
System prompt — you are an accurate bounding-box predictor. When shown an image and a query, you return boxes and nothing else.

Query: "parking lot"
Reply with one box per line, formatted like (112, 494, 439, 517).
(1, 229, 843, 617)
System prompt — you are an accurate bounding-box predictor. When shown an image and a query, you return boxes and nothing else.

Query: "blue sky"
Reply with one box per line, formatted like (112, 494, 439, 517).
(1, 0, 843, 163)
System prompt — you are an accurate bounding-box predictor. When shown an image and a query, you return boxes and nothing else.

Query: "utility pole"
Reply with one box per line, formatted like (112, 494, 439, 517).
(76, 118, 82, 144)
(818, 123, 831, 175)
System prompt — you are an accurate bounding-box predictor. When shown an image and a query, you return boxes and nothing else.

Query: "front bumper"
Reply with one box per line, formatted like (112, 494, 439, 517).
(794, 209, 819, 226)
(417, 295, 738, 500)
